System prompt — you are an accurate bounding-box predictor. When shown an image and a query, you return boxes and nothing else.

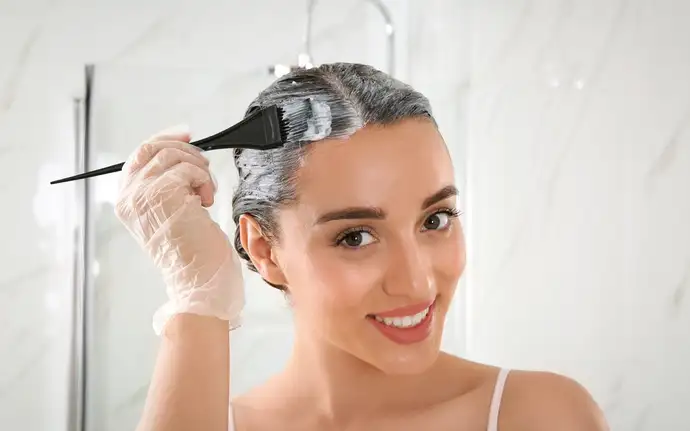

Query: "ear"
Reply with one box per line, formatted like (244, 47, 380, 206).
(238, 214, 287, 286)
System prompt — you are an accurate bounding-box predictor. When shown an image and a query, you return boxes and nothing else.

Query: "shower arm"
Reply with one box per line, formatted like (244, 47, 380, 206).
(302, 0, 396, 77)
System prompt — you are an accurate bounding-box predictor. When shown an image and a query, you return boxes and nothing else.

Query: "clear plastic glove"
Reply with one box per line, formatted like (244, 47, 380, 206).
(115, 125, 244, 335)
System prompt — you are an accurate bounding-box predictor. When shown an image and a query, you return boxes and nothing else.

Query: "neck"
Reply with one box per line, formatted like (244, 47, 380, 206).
(278, 327, 442, 422)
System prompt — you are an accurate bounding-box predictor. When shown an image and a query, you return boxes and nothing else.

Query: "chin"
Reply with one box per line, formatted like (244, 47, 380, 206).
(366, 331, 444, 375)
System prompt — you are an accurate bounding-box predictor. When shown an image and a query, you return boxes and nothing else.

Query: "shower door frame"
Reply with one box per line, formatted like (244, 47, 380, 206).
(67, 64, 94, 431)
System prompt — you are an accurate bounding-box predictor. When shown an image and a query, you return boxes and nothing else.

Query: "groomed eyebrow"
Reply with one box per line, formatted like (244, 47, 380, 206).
(314, 207, 385, 224)
(421, 185, 458, 210)
(314, 184, 458, 225)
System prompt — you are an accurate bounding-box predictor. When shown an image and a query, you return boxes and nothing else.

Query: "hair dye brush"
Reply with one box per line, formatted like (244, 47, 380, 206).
(50, 105, 290, 185)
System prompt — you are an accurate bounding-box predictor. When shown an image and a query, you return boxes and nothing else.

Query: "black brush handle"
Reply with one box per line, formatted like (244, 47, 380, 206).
(50, 106, 284, 185)
(50, 162, 126, 184)
(49, 139, 222, 185)
(49, 139, 216, 184)
(48, 138, 282, 184)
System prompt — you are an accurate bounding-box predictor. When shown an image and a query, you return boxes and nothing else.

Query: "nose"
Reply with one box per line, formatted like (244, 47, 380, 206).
(382, 237, 434, 298)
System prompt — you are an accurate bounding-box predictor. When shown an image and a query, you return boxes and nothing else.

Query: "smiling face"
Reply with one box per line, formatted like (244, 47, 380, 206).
(242, 118, 466, 375)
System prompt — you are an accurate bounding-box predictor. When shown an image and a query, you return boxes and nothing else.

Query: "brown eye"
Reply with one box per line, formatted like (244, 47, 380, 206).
(338, 230, 376, 248)
(422, 211, 452, 231)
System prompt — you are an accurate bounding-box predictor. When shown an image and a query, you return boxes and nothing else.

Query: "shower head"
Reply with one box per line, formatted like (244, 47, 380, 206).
(267, 0, 395, 78)
(268, 54, 314, 78)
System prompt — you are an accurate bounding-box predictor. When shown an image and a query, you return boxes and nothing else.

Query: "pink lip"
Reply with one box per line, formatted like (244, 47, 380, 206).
(368, 301, 436, 345)
(371, 300, 435, 318)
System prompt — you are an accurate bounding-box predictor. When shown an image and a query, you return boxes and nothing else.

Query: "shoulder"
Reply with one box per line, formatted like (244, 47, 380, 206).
(500, 370, 609, 431)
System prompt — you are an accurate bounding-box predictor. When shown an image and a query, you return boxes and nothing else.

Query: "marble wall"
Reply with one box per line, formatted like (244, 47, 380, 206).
(466, 0, 690, 429)
(3, 0, 687, 430)
(0, 1, 469, 430)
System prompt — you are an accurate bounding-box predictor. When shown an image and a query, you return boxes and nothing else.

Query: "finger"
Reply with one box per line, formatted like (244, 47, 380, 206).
(195, 180, 215, 208)
(156, 162, 215, 206)
(123, 139, 206, 180)
(123, 123, 194, 178)
(140, 147, 210, 180)
(210, 171, 218, 194)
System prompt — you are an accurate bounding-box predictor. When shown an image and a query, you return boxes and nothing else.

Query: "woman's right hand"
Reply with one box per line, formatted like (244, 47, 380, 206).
(115, 125, 245, 335)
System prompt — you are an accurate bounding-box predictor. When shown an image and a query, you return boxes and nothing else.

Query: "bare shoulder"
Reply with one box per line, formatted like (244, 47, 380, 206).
(500, 370, 609, 431)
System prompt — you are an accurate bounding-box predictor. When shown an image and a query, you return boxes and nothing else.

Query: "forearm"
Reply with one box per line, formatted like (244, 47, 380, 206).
(137, 314, 230, 431)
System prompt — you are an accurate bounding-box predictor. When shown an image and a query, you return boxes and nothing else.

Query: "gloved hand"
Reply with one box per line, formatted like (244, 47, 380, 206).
(115, 125, 245, 335)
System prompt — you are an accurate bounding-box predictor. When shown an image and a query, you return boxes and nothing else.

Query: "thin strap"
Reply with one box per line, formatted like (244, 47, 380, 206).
(228, 404, 235, 431)
(487, 368, 511, 431)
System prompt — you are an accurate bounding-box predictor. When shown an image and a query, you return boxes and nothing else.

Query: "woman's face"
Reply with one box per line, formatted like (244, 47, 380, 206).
(273, 118, 466, 374)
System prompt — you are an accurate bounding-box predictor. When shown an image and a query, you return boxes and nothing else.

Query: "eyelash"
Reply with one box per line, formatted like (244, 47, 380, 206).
(434, 207, 462, 222)
(333, 207, 462, 248)
(333, 226, 376, 247)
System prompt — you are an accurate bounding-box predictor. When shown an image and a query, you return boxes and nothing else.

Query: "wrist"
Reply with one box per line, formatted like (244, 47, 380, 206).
(160, 313, 230, 339)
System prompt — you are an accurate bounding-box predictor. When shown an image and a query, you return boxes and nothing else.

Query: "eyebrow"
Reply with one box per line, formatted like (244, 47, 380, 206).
(314, 184, 459, 225)
(421, 185, 459, 210)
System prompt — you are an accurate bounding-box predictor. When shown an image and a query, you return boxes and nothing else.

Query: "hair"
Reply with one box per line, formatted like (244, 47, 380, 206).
(232, 62, 436, 290)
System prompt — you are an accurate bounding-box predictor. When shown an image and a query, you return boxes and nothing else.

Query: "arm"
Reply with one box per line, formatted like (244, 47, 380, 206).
(115, 126, 245, 431)
(137, 315, 230, 431)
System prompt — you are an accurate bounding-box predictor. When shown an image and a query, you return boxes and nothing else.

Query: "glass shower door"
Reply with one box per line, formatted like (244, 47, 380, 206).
(84, 63, 294, 431)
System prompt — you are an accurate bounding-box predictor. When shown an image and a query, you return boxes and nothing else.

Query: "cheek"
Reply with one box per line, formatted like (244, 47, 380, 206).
(283, 246, 384, 312)
(434, 226, 466, 286)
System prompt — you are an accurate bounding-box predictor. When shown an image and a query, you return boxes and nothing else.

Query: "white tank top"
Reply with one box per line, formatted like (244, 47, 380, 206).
(228, 368, 511, 431)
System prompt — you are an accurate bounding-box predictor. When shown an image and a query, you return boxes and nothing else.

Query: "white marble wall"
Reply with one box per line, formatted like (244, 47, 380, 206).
(13, 0, 689, 430)
(0, 1, 469, 430)
(465, 0, 690, 429)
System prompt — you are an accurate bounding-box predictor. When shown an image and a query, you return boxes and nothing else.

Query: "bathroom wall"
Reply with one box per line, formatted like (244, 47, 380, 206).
(0, 1, 469, 430)
(8, 0, 687, 430)
(465, 0, 690, 429)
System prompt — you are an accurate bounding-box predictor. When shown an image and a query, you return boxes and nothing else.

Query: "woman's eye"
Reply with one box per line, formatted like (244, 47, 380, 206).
(423, 212, 451, 231)
(339, 230, 376, 248)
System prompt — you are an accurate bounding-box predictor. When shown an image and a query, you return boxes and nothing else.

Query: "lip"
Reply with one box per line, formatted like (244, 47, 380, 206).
(370, 300, 435, 318)
(367, 300, 436, 345)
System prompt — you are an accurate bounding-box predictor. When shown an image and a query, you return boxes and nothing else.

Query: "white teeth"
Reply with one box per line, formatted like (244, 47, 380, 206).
(374, 306, 430, 328)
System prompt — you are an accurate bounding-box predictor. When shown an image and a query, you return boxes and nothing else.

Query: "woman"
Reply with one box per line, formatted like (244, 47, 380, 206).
(116, 63, 608, 431)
